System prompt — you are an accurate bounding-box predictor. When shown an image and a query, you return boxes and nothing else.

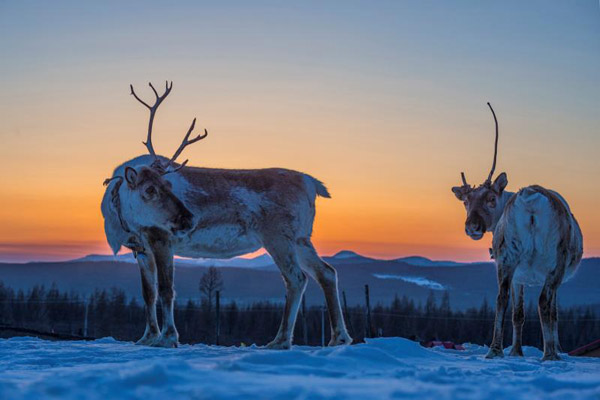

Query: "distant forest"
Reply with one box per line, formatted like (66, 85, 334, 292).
(0, 277, 598, 352)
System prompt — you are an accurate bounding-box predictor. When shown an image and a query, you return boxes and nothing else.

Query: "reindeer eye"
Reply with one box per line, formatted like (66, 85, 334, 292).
(144, 186, 157, 197)
(487, 196, 496, 207)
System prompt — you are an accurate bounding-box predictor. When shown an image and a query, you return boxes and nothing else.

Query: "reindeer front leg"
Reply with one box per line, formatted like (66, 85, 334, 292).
(509, 283, 524, 356)
(144, 228, 179, 348)
(486, 265, 513, 359)
(135, 252, 160, 345)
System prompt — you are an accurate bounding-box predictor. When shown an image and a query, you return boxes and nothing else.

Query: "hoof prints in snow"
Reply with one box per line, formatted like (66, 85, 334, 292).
(0, 337, 599, 399)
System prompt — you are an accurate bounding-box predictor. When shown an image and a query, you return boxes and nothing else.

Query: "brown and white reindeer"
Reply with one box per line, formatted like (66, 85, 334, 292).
(451, 103, 583, 361)
(101, 81, 352, 349)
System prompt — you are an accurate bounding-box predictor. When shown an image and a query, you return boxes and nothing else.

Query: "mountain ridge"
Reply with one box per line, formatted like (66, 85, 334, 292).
(0, 253, 597, 310)
(66, 250, 476, 269)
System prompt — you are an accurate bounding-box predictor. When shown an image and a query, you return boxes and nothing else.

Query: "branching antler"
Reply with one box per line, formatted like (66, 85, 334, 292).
(130, 81, 173, 161)
(129, 81, 208, 174)
(164, 118, 209, 173)
(485, 102, 499, 184)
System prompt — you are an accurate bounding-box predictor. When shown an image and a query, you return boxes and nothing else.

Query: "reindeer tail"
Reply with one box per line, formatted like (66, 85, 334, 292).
(303, 175, 331, 199)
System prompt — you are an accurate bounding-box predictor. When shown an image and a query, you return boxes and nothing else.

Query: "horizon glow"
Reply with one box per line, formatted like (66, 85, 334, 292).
(1, 1, 599, 263)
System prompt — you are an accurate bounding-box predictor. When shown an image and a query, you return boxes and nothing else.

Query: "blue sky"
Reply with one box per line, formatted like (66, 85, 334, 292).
(0, 1, 599, 262)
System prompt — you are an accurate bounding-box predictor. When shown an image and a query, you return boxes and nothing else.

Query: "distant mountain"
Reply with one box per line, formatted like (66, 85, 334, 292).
(394, 256, 466, 268)
(72, 254, 136, 263)
(69, 251, 464, 269)
(2, 254, 598, 310)
(70, 253, 276, 269)
(327, 250, 376, 264)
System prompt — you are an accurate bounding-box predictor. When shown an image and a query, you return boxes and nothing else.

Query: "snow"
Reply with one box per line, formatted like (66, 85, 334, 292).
(333, 250, 362, 259)
(373, 274, 447, 290)
(395, 256, 465, 267)
(0, 337, 598, 400)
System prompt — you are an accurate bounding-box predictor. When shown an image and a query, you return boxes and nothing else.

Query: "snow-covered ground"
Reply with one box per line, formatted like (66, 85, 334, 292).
(0, 337, 598, 400)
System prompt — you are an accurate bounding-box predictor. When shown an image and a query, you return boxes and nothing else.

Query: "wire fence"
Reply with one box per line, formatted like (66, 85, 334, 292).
(1, 284, 599, 351)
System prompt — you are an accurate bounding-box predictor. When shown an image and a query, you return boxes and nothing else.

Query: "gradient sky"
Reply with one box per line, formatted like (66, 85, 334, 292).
(1, 1, 599, 263)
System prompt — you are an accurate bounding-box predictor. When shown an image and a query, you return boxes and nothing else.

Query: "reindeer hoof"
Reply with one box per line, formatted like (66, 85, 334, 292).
(541, 353, 561, 361)
(151, 340, 179, 348)
(264, 339, 291, 350)
(485, 348, 504, 359)
(150, 333, 179, 348)
(509, 347, 524, 357)
(328, 333, 353, 346)
(135, 331, 160, 346)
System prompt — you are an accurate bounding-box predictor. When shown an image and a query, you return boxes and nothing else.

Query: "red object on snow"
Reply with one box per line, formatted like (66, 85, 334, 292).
(568, 339, 600, 358)
(421, 341, 465, 351)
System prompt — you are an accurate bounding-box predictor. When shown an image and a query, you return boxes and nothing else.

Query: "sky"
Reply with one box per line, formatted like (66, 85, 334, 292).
(0, 1, 599, 263)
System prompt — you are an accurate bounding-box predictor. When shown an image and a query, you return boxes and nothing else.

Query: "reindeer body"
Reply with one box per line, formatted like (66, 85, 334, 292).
(493, 186, 582, 287)
(452, 103, 583, 361)
(105, 155, 326, 258)
(103, 156, 351, 349)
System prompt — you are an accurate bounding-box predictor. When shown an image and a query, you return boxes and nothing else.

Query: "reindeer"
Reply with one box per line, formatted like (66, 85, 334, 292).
(101, 81, 352, 349)
(451, 103, 583, 361)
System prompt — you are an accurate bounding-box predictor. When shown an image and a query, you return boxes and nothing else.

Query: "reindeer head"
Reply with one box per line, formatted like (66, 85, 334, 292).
(104, 81, 208, 238)
(452, 103, 508, 240)
(121, 165, 195, 237)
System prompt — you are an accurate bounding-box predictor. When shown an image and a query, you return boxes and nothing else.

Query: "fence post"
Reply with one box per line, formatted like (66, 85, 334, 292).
(215, 290, 221, 346)
(83, 297, 89, 337)
(321, 305, 325, 347)
(365, 284, 372, 339)
(302, 295, 308, 345)
(342, 290, 353, 337)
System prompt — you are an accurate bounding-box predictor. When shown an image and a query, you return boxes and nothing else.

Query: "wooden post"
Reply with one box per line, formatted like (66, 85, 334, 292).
(365, 284, 372, 339)
(342, 290, 353, 337)
(83, 297, 89, 338)
(302, 295, 308, 345)
(215, 290, 221, 346)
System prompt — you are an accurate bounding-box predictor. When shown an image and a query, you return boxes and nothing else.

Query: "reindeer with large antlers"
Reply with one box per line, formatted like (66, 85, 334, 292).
(101, 82, 352, 348)
(451, 103, 583, 361)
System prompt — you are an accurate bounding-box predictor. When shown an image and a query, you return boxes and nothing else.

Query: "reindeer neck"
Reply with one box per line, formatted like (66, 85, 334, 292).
(489, 190, 515, 232)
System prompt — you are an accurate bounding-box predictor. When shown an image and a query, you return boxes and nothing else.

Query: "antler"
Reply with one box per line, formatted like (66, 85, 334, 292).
(163, 118, 208, 173)
(460, 172, 469, 187)
(130, 81, 173, 161)
(485, 102, 499, 184)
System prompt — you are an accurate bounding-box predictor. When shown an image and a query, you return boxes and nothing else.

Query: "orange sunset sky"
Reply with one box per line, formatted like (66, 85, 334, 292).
(1, 1, 599, 263)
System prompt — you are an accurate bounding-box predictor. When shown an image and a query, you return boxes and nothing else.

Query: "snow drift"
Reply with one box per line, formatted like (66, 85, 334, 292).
(0, 337, 598, 399)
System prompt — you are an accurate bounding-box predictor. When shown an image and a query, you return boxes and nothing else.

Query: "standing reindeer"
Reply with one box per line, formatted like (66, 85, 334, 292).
(101, 81, 352, 349)
(451, 103, 583, 361)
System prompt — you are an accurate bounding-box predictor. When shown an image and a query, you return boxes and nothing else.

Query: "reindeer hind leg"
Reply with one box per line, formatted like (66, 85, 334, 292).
(296, 238, 352, 346)
(551, 291, 562, 354)
(509, 283, 524, 357)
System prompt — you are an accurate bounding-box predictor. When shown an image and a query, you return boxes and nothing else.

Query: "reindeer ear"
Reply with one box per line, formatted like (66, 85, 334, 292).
(124, 167, 138, 188)
(452, 186, 467, 201)
(492, 172, 508, 194)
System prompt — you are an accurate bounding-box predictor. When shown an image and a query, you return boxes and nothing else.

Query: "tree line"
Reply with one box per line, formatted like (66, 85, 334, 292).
(0, 278, 597, 352)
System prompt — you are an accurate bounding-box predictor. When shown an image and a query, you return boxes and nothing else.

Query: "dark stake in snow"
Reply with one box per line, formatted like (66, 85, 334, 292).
(101, 81, 352, 348)
(451, 103, 583, 361)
